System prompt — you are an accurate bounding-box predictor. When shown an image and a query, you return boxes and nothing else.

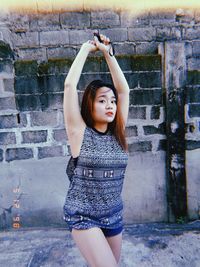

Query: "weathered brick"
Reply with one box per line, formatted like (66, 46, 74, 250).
(15, 76, 39, 94)
(114, 56, 132, 71)
(188, 58, 200, 71)
(114, 43, 136, 55)
(39, 93, 63, 111)
(136, 42, 159, 55)
(14, 60, 38, 76)
(3, 78, 14, 93)
(53, 129, 67, 143)
(0, 114, 27, 128)
(5, 147, 33, 162)
(91, 11, 120, 28)
(0, 41, 13, 59)
(60, 12, 90, 28)
(120, 11, 149, 27)
(171, 27, 182, 40)
(156, 27, 171, 41)
(187, 71, 200, 85)
(143, 123, 165, 135)
(78, 73, 112, 91)
(16, 95, 41, 111)
(22, 130, 47, 144)
(0, 148, 3, 161)
(185, 41, 193, 57)
(47, 46, 77, 60)
(30, 111, 58, 127)
(8, 13, 29, 33)
(69, 30, 91, 45)
(156, 26, 182, 41)
(188, 104, 200, 117)
(38, 74, 64, 93)
(82, 57, 102, 73)
(151, 106, 160, 120)
(0, 25, 12, 47)
(38, 59, 73, 75)
(186, 140, 200, 150)
(40, 30, 69, 46)
(130, 89, 163, 105)
(0, 97, 16, 111)
(0, 60, 13, 73)
(125, 73, 139, 89)
(128, 27, 156, 42)
(128, 106, 146, 120)
(38, 146, 63, 159)
(0, 132, 16, 145)
(184, 27, 200, 40)
(16, 113, 27, 127)
(130, 55, 161, 71)
(192, 41, 200, 55)
(149, 11, 176, 26)
(157, 139, 167, 151)
(139, 72, 161, 88)
(128, 141, 152, 152)
(12, 32, 39, 47)
(185, 87, 200, 103)
(15, 47, 47, 61)
(101, 28, 128, 42)
(32, 14, 61, 31)
(125, 126, 137, 137)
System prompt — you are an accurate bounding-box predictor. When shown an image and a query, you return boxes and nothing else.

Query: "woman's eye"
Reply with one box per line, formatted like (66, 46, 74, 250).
(99, 100, 105, 103)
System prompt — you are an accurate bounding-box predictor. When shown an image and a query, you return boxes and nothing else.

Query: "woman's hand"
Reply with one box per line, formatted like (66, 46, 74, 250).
(81, 40, 98, 53)
(93, 33, 112, 55)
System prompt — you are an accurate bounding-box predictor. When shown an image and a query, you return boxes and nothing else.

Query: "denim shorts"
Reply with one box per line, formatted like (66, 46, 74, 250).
(101, 226, 123, 237)
(70, 225, 123, 237)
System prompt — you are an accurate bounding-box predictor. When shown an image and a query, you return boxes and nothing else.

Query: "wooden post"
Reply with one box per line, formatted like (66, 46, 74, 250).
(159, 42, 188, 222)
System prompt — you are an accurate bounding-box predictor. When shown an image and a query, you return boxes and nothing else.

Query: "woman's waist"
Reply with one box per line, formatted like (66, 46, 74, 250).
(74, 165, 127, 179)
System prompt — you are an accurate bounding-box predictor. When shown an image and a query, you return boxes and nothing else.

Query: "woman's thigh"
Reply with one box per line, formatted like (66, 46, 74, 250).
(106, 232, 122, 264)
(71, 227, 118, 267)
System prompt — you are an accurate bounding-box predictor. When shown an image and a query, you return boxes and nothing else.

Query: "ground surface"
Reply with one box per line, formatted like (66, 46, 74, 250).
(0, 221, 200, 267)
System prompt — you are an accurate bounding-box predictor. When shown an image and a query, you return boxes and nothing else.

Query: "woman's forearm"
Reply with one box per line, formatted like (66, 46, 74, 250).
(64, 46, 90, 88)
(103, 51, 129, 94)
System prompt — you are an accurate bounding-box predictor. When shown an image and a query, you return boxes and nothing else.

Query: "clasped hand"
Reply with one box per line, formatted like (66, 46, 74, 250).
(82, 33, 111, 54)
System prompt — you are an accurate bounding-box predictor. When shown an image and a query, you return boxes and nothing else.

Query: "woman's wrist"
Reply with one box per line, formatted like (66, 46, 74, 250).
(103, 49, 115, 60)
(80, 44, 91, 54)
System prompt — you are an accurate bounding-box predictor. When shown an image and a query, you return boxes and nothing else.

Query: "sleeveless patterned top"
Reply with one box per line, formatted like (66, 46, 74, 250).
(63, 126, 128, 230)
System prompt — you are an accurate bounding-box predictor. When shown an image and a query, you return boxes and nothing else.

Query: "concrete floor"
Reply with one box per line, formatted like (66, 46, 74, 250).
(0, 221, 200, 267)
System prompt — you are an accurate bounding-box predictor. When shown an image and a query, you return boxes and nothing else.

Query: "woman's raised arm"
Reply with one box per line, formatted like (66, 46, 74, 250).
(63, 41, 97, 136)
(94, 35, 130, 126)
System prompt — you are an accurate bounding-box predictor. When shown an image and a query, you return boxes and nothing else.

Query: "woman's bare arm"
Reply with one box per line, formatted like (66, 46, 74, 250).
(94, 35, 130, 125)
(63, 41, 97, 136)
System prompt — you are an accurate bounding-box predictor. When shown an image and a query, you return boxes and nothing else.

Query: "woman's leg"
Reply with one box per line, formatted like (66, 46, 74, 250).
(71, 227, 118, 267)
(106, 232, 122, 265)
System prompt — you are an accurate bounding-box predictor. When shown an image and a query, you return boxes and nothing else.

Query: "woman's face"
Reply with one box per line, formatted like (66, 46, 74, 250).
(92, 87, 117, 127)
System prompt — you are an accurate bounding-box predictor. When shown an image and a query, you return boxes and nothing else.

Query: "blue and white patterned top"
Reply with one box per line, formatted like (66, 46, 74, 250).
(63, 126, 128, 230)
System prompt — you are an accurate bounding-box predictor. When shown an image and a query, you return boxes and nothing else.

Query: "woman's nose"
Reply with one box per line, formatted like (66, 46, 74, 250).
(106, 102, 113, 109)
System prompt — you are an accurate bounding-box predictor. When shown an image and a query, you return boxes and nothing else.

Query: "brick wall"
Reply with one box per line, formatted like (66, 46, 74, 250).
(0, 9, 199, 162)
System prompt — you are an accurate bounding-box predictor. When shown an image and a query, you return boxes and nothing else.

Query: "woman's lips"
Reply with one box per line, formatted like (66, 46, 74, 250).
(106, 112, 114, 116)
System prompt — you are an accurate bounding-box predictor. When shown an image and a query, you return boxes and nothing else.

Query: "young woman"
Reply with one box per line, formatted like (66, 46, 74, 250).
(63, 33, 130, 267)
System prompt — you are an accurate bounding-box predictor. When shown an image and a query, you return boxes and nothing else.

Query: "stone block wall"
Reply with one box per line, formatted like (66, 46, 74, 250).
(0, 55, 163, 163)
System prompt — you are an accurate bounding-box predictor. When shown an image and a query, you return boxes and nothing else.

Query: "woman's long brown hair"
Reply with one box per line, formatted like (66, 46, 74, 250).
(81, 80, 128, 151)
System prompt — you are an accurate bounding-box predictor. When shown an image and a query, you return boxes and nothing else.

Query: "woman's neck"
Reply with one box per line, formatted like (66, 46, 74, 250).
(93, 123, 108, 133)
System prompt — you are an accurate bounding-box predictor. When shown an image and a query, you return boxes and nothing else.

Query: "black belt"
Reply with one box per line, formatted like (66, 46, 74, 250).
(74, 166, 125, 178)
